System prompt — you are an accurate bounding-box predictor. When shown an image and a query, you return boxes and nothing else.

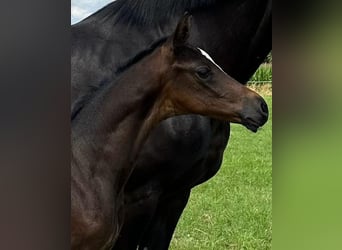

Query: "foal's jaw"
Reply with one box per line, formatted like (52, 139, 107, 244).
(206, 87, 269, 132)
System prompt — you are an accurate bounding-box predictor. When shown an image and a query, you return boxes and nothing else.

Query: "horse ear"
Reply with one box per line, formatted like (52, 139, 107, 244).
(173, 12, 192, 48)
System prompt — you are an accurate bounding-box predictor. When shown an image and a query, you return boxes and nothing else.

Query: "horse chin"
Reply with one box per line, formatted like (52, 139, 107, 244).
(244, 123, 259, 133)
(242, 119, 261, 133)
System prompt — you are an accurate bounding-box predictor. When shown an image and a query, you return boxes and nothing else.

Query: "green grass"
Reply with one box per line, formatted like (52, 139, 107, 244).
(249, 64, 272, 84)
(170, 96, 272, 250)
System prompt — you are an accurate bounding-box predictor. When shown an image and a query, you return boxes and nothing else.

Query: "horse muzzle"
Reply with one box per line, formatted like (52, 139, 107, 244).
(241, 96, 269, 132)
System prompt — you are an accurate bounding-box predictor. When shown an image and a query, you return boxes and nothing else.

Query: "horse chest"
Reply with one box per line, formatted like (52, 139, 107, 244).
(174, 120, 231, 187)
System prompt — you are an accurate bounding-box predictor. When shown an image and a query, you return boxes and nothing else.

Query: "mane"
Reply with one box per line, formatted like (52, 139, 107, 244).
(82, 0, 219, 26)
(116, 37, 168, 74)
(72, 0, 221, 119)
(71, 37, 168, 120)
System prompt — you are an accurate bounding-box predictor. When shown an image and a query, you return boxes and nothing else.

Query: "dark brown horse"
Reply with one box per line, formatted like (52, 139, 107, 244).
(72, 0, 271, 249)
(71, 15, 268, 250)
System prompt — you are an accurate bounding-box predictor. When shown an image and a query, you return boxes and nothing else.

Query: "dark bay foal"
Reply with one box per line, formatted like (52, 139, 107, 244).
(71, 15, 268, 250)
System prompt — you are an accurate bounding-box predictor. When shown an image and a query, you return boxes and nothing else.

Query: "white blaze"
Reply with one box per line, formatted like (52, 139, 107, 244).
(198, 48, 226, 74)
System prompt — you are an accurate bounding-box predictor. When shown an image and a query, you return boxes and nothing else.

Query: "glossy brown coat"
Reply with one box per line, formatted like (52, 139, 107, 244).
(71, 15, 268, 250)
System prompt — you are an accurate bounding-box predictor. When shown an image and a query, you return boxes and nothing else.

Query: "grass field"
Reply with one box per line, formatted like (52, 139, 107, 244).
(249, 63, 272, 84)
(170, 90, 272, 250)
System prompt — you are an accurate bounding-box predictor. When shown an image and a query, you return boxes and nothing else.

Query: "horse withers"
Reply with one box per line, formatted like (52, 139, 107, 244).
(71, 14, 268, 250)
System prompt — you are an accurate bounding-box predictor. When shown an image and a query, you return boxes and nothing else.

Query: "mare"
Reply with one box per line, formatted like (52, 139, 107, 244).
(71, 15, 268, 250)
(71, 0, 272, 249)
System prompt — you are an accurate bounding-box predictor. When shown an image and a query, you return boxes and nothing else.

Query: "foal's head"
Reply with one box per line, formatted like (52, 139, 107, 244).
(153, 14, 268, 132)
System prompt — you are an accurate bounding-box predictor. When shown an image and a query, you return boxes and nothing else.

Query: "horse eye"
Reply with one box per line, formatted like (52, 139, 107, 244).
(196, 66, 211, 80)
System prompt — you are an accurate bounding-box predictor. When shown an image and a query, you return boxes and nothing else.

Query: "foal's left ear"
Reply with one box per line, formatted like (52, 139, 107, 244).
(173, 12, 192, 48)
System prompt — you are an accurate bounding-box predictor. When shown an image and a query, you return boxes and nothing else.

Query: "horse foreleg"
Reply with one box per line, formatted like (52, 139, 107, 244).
(137, 190, 191, 250)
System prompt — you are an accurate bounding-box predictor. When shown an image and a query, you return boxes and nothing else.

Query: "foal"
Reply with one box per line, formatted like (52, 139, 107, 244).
(71, 15, 268, 250)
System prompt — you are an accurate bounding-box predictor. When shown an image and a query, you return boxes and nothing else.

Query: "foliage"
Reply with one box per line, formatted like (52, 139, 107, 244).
(264, 52, 272, 63)
(249, 64, 272, 84)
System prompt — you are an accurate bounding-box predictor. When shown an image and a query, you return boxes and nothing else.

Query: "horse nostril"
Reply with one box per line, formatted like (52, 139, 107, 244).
(261, 100, 268, 114)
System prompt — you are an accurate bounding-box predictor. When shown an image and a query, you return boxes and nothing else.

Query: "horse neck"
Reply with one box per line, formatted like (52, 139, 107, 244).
(71, 18, 174, 102)
(190, 0, 271, 83)
(71, 49, 167, 188)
